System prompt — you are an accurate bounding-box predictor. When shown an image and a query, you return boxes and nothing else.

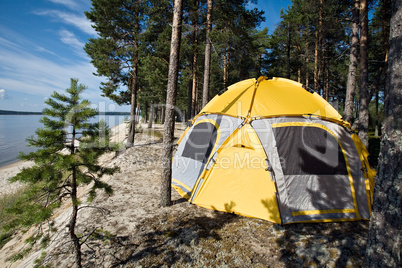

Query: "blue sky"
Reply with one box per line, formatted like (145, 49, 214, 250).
(0, 0, 291, 112)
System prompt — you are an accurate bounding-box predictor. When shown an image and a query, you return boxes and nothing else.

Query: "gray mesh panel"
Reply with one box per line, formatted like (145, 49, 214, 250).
(252, 117, 368, 223)
(172, 114, 243, 193)
(284, 174, 354, 212)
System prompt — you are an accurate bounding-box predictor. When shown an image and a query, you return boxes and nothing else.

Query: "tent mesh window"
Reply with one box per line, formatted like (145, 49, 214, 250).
(182, 122, 218, 163)
(272, 126, 348, 175)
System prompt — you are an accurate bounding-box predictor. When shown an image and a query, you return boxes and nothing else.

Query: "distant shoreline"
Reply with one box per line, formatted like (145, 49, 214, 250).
(0, 110, 42, 115)
(0, 110, 131, 116)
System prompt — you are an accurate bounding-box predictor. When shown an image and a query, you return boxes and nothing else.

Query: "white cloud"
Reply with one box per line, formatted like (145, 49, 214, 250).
(0, 45, 104, 98)
(60, 30, 83, 48)
(0, 89, 5, 99)
(47, 0, 80, 10)
(59, 30, 88, 59)
(34, 10, 97, 36)
(36, 46, 61, 58)
(0, 37, 20, 49)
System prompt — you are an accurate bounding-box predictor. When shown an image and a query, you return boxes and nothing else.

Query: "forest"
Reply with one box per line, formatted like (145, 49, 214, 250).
(84, 1, 400, 266)
(1, 1, 399, 267)
(85, 0, 391, 152)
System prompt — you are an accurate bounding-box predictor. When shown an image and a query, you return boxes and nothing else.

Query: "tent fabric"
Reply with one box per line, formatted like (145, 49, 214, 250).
(199, 77, 343, 124)
(251, 117, 371, 223)
(172, 114, 243, 198)
(172, 77, 375, 224)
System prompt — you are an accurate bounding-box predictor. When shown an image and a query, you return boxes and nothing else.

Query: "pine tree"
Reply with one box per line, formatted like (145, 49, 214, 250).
(358, 0, 370, 147)
(85, 0, 145, 147)
(364, 0, 402, 266)
(202, 0, 213, 108)
(344, 0, 360, 124)
(139, 0, 172, 123)
(160, 0, 183, 207)
(8, 79, 119, 268)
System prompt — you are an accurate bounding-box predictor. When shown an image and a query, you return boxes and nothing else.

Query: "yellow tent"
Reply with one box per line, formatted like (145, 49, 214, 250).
(172, 77, 375, 224)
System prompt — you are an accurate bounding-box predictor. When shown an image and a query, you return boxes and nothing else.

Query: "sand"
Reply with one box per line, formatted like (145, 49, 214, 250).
(0, 161, 33, 196)
(0, 122, 189, 267)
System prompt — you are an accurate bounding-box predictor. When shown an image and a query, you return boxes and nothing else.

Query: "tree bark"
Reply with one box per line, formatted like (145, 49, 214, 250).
(160, 0, 183, 207)
(375, 0, 391, 136)
(127, 6, 139, 147)
(313, 0, 323, 93)
(364, 1, 402, 266)
(344, 0, 360, 124)
(127, 74, 138, 147)
(69, 123, 82, 268)
(305, 37, 309, 89)
(187, 79, 192, 120)
(70, 168, 82, 268)
(324, 65, 329, 100)
(191, 1, 199, 118)
(287, 22, 291, 79)
(148, 102, 154, 129)
(298, 67, 301, 83)
(223, 47, 229, 89)
(358, 0, 370, 147)
(202, 0, 213, 108)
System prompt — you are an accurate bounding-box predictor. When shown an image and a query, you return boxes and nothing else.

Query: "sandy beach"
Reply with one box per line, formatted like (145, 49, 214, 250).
(0, 161, 33, 196)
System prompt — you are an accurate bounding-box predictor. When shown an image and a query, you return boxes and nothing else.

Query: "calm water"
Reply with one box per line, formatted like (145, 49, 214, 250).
(0, 114, 127, 167)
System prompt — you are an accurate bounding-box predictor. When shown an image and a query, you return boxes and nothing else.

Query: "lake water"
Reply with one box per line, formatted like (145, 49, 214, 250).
(0, 114, 127, 168)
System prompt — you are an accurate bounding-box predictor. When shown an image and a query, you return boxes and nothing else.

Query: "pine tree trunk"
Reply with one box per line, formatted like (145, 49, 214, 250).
(383, 0, 391, 98)
(223, 48, 229, 89)
(69, 124, 82, 268)
(375, 90, 379, 136)
(324, 66, 329, 100)
(70, 171, 82, 268)
(161, 104, 165, 124)
(344, 0, 360, 124)
(127, 9, 139, 147)
(314, 31, 319, 92)
(298, 67, 301, 83)
(375, 0, 391, 136)
(127, 74, 138, 147)
(144, 102, 148, 123)
(358, 0, 370, 147)
(305, 37, 309, 89)
(287, 22, 291, 79)
(148, 102, 154, 129)
(191, 2, 199, 118)
(364, 1, 402, 266)
(160, 0, 183, 207)
(313, 0, 323, 93)
(202, 0, 213, 108)
(187, 79, 192, 120)
(136, 102, 140, 123)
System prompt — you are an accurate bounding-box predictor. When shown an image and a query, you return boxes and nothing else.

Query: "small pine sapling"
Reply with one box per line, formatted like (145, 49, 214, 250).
(8, 78, 119, 267)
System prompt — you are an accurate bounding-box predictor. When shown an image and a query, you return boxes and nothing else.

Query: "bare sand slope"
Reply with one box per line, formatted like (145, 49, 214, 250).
(0, 122, 191, 267)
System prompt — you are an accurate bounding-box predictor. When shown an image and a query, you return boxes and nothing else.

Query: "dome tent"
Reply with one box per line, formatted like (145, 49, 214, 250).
(171, 77, 375, 224)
